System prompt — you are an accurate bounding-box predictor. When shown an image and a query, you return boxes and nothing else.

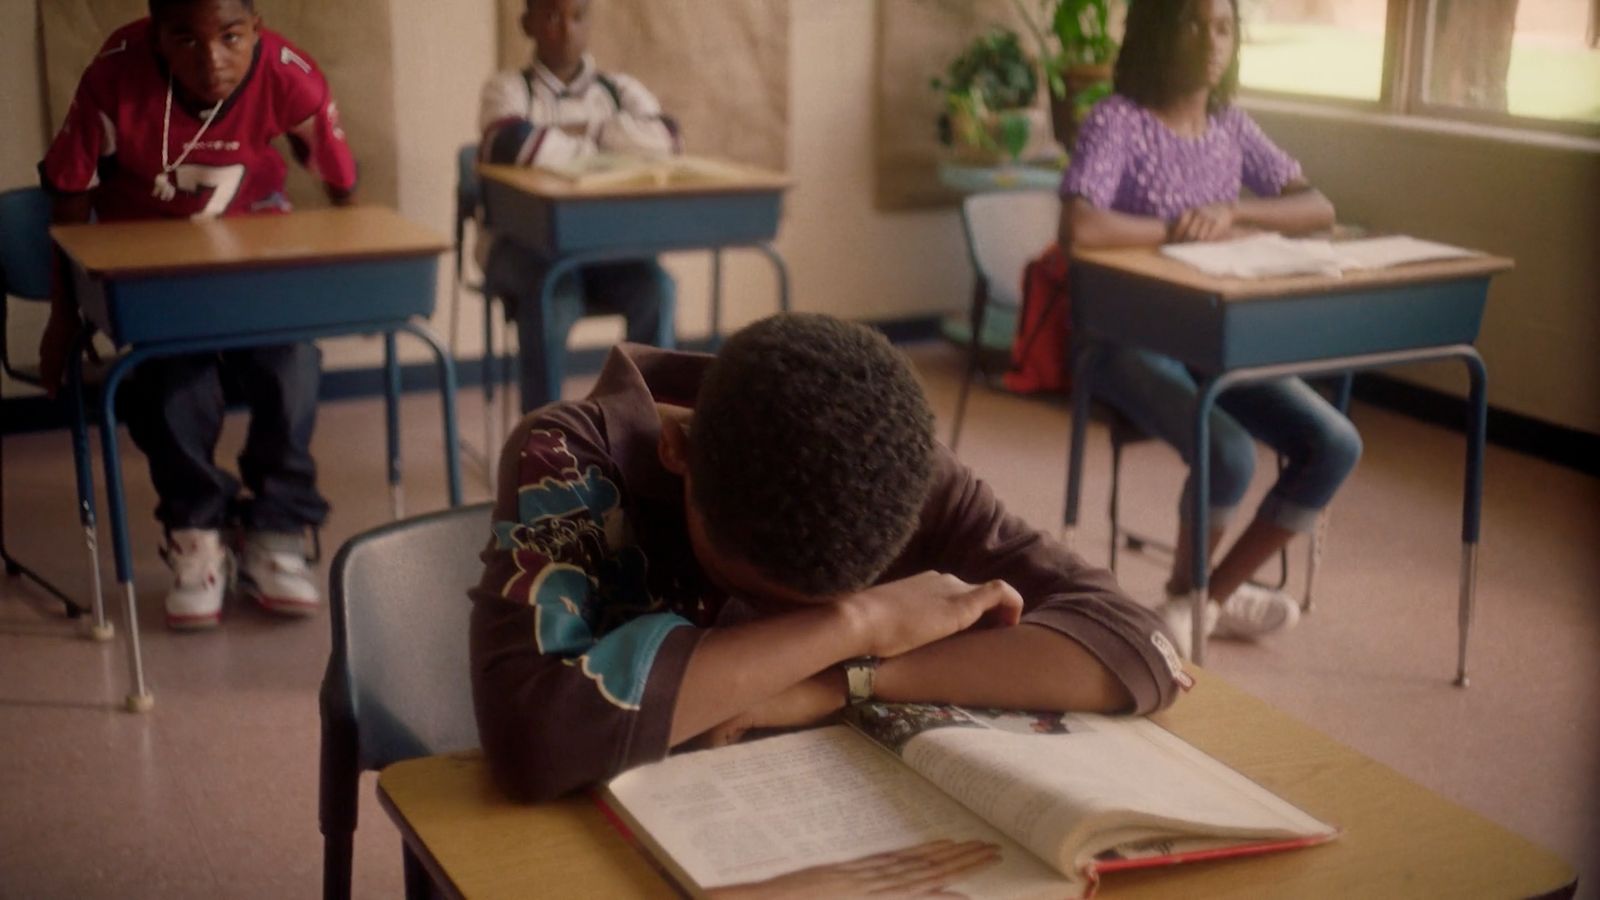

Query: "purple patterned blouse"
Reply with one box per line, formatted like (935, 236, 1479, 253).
(1061, 94, 1304, 221)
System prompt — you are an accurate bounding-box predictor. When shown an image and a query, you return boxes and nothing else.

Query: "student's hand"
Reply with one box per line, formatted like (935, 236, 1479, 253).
(838, 572, 1024, 660)
(706, 839, 1001, 899)
(698, 669, 846, 749)
(36, 310, 81, 399)
(1169, 202, 1236, 243)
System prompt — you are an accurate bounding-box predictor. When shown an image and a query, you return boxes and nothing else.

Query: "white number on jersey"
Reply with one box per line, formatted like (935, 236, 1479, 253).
(173, 164, 247, 219)
(280, 46, 313, 74)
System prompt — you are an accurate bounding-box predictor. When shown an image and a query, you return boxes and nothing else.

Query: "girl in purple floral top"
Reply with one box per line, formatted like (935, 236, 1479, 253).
(1060, 0, 1360, 656)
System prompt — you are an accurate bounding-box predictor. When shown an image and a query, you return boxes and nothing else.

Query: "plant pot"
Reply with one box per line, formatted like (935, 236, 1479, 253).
(947, 106, 1043, 166)
(1050, 63, 1113, 151)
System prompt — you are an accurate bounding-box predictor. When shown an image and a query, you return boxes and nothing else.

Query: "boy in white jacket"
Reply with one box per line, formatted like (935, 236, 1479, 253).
(478, 0, 677, 411)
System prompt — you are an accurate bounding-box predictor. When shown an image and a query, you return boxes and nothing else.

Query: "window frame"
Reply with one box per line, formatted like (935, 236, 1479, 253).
(1237, 0, 1600, 138)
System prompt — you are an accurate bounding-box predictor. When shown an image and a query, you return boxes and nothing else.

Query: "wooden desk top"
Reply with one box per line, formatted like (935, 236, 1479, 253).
(50, 206, 448, 278)
(479, 161, 792, 201)
(378, 670, 1575, 899)
(1071, 244, 1514, 302)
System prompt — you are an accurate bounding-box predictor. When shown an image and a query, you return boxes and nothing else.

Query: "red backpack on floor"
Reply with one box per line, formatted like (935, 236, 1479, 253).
(1003, 243, 1071, 394)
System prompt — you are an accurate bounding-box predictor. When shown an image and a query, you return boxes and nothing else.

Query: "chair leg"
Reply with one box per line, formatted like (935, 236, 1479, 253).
(949, 281, 989, 453)
(1107, 429, 1123, 573)
(1303, 509, 1328, 612)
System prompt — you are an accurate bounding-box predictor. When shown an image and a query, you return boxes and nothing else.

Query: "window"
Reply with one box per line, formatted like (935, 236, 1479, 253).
(1238, 0, 1600, 132)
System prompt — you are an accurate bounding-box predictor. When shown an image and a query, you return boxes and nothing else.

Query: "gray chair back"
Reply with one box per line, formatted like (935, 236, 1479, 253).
(959, 189, 1061, 310)
(319, 501, 491, 899)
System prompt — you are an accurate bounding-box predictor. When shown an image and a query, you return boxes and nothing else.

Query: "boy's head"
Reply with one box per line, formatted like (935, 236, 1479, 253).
(665, 314, 936, 605)
(1115, 0, 1240, 111)
(523, 0, 591, 80)
(149, 0, 261, 106)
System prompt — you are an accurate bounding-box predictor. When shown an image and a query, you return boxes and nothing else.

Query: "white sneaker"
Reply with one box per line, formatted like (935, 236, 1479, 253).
(239, 531, 320, 617)
(1213, 583, 1301, 641)
(1158, 594, 1220, 661)
(162, 529, 230, 631)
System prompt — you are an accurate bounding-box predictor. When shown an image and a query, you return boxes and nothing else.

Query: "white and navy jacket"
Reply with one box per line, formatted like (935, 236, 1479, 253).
(478, 54, 678, 169)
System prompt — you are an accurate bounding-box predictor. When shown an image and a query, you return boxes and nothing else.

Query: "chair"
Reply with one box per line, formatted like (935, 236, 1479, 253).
(0, 187, 110, 637)
(948, 188, 1313, 597)
(319, 501, 492, 900)
(446, 144, 511, 485)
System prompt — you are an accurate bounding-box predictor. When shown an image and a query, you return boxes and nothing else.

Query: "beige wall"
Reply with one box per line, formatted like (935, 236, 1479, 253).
(1250, 103, 1600, 434)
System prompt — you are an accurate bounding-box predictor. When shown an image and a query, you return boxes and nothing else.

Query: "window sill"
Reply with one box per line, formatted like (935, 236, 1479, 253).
(1240, 95, 1600, 155)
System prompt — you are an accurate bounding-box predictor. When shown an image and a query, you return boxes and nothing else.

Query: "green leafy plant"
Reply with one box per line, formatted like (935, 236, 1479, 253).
(1013, 0, 1118, 99)
(931, 28, 1039, 111)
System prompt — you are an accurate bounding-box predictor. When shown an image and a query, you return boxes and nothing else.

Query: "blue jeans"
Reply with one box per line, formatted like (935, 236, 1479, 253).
(123, 342, 328, 533)
(1092, 347, 1361, 533)
(486, 238, 676, 412)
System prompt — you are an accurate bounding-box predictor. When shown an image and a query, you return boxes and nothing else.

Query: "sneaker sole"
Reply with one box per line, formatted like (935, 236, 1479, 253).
(243, 587, 320, 618)
(166, 611, 222, 631)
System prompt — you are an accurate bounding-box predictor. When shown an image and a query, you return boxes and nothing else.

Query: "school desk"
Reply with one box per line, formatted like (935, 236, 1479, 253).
(51, 206, 461, 713)
(1062, 246, 1514, 672)
(374, 668, 1576, 899)
(477, 162, 792, 412)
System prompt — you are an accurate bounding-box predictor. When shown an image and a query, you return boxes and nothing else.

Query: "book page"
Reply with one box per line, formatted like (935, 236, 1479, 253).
(849, 705, 1332, 877)
(1331, 235, 1478, 270)
(606, 725, 1075, 899)
(1159, 233, 1343, 279)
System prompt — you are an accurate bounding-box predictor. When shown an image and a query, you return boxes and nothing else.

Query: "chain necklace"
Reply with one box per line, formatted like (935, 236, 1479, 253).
(152, 77, 225, 202)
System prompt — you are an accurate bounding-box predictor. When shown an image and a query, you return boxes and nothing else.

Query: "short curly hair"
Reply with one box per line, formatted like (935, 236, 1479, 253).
(150, 0, 256, 18)
(689, 314, 936, 596)
(1115, 0, 1241, 114)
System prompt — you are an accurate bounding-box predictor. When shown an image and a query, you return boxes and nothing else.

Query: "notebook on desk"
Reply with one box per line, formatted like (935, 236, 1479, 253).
(601, 703, 1338, 899)
(1160, 233, 1479, 280)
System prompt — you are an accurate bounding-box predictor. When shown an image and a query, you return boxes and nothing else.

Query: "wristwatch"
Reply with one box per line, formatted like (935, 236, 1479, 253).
(841, 656, 879, 704)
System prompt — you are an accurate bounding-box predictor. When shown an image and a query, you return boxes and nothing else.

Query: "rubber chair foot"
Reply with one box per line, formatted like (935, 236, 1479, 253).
(125, 692, 154, 713)
(87, 622, 116, 642)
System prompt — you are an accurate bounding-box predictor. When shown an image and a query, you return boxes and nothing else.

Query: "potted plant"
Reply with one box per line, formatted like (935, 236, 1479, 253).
(1014, 0, 1119, 150)
(933, 28, 1040, 165)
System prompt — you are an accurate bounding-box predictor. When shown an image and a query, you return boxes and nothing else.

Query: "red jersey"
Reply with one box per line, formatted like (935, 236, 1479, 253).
(40, 19, 357, 222)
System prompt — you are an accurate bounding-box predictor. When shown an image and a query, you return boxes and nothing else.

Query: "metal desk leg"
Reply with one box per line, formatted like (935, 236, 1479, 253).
(67, 341, 112, 641)
(482, 290, 500, 485)
(1456, 349, 1488, 688)
(399, 322, 464, 508)
(523, 257, 587, 414)
(384, 333, 404, 520)
(97, 353, 153, 713)
(755, 243, 791, 313)
(1061, 344, 1100, 551)
(710, 248, 724, 347)
(1189, 378, 1224, 666)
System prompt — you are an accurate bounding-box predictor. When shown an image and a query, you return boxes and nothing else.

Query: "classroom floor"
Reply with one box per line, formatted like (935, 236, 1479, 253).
(1, 341, 1596, 899)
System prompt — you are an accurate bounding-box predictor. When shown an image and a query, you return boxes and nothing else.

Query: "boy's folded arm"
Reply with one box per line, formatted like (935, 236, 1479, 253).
(469, 557, 702, 803)
(882, 448, 1183, 715)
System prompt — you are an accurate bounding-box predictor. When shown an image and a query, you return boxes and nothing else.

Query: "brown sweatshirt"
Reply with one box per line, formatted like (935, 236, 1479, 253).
(471, 344, 1184, 802)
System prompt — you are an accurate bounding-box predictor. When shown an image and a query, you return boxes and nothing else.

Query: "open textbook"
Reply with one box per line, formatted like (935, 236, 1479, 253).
(1161, 233, 1479, 279)
(602, 703, 1338, 899)
(536, 153, 760, 190)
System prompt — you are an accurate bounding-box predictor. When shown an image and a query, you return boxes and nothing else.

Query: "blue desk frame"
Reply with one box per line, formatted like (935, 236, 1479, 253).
(480, 168, 791, 413)
(1062, 251, 1510, 682)
(61, 250, 462, 713)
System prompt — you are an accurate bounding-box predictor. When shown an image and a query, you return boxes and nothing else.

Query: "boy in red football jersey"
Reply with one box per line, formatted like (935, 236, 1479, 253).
(37, 0, 358, 630)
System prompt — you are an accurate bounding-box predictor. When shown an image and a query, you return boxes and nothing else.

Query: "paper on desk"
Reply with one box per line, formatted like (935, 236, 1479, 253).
(1160, 233, 1478, 279)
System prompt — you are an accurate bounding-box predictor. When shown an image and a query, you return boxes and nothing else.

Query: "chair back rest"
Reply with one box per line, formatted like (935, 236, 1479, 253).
(0, 187, 54, 302)
(327, 502, 491, 772)
(959, 190, 1062, 309)
(456, 144, 481, 230)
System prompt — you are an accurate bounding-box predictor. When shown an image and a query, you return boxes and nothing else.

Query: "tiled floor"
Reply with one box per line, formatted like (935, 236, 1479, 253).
(1, 342, 1596, 898)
